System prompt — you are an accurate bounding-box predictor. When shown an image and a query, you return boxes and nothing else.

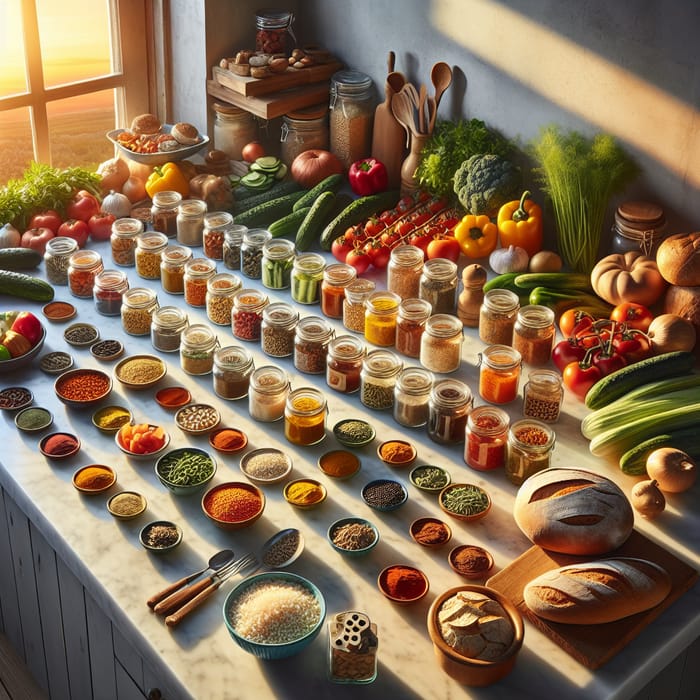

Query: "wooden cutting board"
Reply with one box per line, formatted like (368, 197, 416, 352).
(487, 530, 697, 669)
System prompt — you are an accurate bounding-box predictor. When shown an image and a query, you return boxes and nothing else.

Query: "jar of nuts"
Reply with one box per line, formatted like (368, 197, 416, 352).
(206, 272, 242, 326)
(135, 231, 168, 280)
(121, 287, 159, 336)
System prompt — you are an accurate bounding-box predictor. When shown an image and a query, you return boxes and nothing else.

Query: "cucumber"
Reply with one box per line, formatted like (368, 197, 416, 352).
(268, 207, 312, 239)
(234, 191, 307, 228)
(292, 174, 344, 212)
(584, 351, 696, 410)
(0, 248, 43, 270)
(233, 180, 302, 210)
(320, 190, 400, 251)
(0, 270, 54, 301)
(514, 272, 592, 290)
(619, 428, 700, 476)
(295, 191, 337, 251)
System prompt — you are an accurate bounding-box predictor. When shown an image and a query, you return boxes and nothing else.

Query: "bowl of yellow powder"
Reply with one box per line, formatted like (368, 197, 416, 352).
(283, 478, 327, 510)
(114, 354, 166, 390)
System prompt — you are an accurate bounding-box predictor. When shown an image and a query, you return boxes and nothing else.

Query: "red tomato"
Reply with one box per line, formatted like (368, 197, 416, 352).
(559, 308, 595, 338)
(20, 227, 55, 255)
(551, 338, 586, 373)
(380, 230, 401, 248)
(395, 221, 415, 238)
(241, 141, 266, 163)
(408, 231, 432, 255)
(363, 218, 384, 237)
(28, 209, 62, 234)
(562, 360, 601, 401)
(345, 249, 371, 275)
(57, 218, 90, 247)
(66, 190, 100, 222)
(364, 242, 391, 269)
(610, 302, 654, 332)
(331, 235, 353, 263)
(591, 348, 627, 376)
(10, 311, 43, 346)
(426, 236, 460, 262)
(88, 212, 116, 241)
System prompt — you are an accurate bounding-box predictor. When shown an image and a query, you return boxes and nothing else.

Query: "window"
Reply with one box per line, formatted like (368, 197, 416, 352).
(0, 0, 155, 187)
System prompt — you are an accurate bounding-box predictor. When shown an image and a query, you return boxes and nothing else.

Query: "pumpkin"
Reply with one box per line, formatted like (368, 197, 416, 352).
(656, 232, 700, 286)
(590, 251, 667, 307)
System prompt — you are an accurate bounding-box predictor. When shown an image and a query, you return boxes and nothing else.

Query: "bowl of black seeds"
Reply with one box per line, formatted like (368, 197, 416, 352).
(90, 339, 124, 361)
(361, 478, 408, 512)
(64, 323, 99, 347)
(333, 418, 375, 447)
(139, 520, 182, 553)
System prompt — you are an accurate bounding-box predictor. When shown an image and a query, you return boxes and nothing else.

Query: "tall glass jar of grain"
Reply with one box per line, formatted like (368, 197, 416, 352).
(329, 70, 374, 170)
(121, 287, 159, 336)
(110, 217, 143, 267)
(280, 105, 329, 167)
(213, 102, 258, 161)
(419, 314, 464, 374)
(160, 244, 192, 295)
(249, 365, 290, 422)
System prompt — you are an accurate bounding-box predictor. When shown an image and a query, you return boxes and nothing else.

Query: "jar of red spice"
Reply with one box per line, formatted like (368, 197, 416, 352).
(479, 288, 520, 346)
(464, 406, 510, 471)
(387, 244, 424, 300)
(206, 272, 242, 325)
(231, 288, 269, 341)
(135, 231, 168, 279)
(505, 419, 555, 485)
(93, 269, 129, 316)
(110, 217, 143, 267)
(395, 298, 432, 358)
(326, 334, 365, 394)
(294, 316, 334, 374)
(321, 263, 357, 319)
(203, 211, 234, 260)
(160, 244, 192, 294)
(427, 378, 473, 444)
(512, 304, 556, 366)
(68, 249, 104, 298)
(184, 257, 216, 307)
(284, 387, 327, 446)
(478, 344, 522, 404)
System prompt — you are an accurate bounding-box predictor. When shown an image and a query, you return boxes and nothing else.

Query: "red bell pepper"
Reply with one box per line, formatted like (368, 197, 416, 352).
(348, 158, 388, 196)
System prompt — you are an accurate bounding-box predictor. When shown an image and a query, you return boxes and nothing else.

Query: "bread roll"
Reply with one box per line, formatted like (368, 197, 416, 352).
(523, 557, 671, 624)
(130, 113, 161, 136)
(513, 468, 633, 555)
(170, 122, 200, 145)
(656, 232, 700, 286)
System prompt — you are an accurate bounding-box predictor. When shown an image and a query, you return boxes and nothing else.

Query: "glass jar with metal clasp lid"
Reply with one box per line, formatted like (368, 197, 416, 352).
(151, 305, 189, 353)
(151, 191, 182, 238)
(160, 244, 192, 295)
(428, 378, 473, 445)
(255, 9, 296, 55)
(393, 366, 434, 428)
(611, 200, 667, 256)
(419, 257, 458, 315)
(280, 104, 330, 166)
(213, 102, 258, 161)
(180, 323, 219, 375)
(110, 217, 143, 267)
(213, 345, 254, 400)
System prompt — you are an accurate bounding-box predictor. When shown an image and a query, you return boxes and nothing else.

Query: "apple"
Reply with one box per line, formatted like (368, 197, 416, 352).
(10, 311, 43, 347)
(20, 227, 55, 255)
(57, 218, 90, 248)
(66, 190, 101, 222)
(88, 212, 116, 241)
(241, 141, 266, 163)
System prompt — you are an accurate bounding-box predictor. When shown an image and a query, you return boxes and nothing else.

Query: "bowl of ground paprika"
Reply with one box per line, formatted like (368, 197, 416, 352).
(378, 564, 429, 605)
(39, 432, 81, 460)
(377, 439, 417, 467)
(201, 481, 265, 530)
(448, 545, 494, 580)
(55, 368, 112, 407)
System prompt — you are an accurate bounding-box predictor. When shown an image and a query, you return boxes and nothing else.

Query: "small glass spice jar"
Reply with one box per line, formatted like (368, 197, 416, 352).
(360, 349, 403, 410)
(419, 314, 464, 374)
(248, 365, 290, 422)
(261, 302, 298, 357)
(222, 224, 248, 271)
(151, 191, 182, 238)
(464, 406, 510, 471)
(291, 252, 326, 305)
(203, 211, 234, 260)
(393, 367, 434, 428)
(67, 249, 104, 298)
(160, 244, 192, 294)
(284, 387, 327, 446)
(93, 269, 129, 316)
(428, 378, 473, 445)
(513, 305, 556, 366)
(135, 231, 168, 280)
(121, 287, 158, 336)
(505, 419, 556, 485)
(151, 305, 188, 353)
(110, 217, 143, 267)
(180, 323, 219, 375)
(206, 272, 242, 325)
(183, 257, 216, 307)
(176, 199, 207, 247)
(364, 291, 401, 347)
(343, 278, 375, 333)
(321, 263, 357, 319)
(294, 316, 335, 375)
(231, 288, 269, 341)
(212, 102, 258, 161)
(261, 238, 296, 290)
(395, 298, 432, 358)
(45, 236, 79, 285)
(326, 334, 365, 394)
(611, 200, 667, 256)
(478, 344, 522, 404)
(523, 369, 563, 423)
(241, 228, 272, 279)
(387, 245, 424, 300)
(420, 258, 458, 314)
(479, 288, 520, 346)
(280, 105, 329, 166)
(213, 345, 254, 400)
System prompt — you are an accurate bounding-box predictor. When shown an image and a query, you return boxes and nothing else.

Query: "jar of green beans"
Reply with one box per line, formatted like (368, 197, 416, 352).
(291, 252, 325, 304)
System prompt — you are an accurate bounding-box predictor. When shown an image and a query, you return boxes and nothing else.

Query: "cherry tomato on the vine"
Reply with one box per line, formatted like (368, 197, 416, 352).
(610, 302, 654, 332)
(345, 248, 372, 275)
(331, 235, 353, 262)
(551, 338, 586, 373)
(364, 241, 391, 269)
(562, 360, 601, 400)
(591, 348, 627, 376)
(559, 308, 595, 338)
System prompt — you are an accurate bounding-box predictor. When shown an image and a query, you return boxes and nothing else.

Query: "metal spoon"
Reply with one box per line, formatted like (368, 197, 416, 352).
(147, 548, 234, 612)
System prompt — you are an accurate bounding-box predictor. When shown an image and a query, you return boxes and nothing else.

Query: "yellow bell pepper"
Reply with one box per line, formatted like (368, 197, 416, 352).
(145, 162, 189, 198)
(453, 214, 499, 259)
(497, 190, 543, 257)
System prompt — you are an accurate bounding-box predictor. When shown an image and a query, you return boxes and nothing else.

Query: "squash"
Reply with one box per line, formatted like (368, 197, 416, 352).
(590, 251, 667, 307)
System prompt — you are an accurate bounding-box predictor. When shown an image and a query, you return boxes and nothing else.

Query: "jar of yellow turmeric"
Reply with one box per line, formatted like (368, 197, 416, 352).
(284, 387, 327, 445)
(364, 291, 401, 347)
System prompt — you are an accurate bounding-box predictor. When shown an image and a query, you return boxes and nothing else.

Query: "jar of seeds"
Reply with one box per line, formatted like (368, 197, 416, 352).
(294, 316, 334, 374)
(261, 302, 298, 358)
(326, 334, 365, 394)
(291, 252, 325, 304)
(419, 257, 458, 314)
(135, 231, 168, 280)
(343, 278, 375, 333)
(160, 244, 192, 294)
(393, 367, 434, 427)
(222, 224, 247, 270)
(121, 287, 159, 336)
(428, 378, 473, 444)
(479, 288, 520, 346)
(110, 217, 143, 267)
(387, 245, 424, 300)
(419, 314, 463, 374)
(206, 272, 242, 325)
(241, 228, 272, 279)
(45, 236, 79, 285)
(184, 257, 216, 307)
(213, 345, 254, 400)
(523, 369, 563, 422)
(360, 349, 403, 410)
(151, 305, 188, 352)
(248, 365, 290, 422)
(180, 323, 219, 375)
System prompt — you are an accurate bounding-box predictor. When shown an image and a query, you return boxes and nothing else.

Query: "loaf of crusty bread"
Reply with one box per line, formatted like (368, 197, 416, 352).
(513, 468, 634, 555)
(523, 557, 672, 624)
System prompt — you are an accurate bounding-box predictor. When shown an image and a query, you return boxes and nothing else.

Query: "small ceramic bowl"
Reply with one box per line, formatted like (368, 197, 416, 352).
(332, 418, 375, 447)
(448, 545, 495, 580)
(361, 479, 408, 512)
(107, 491, 147, 520)
(175, 403, 221, 435)
(114, 354, 166, 390)
(39, 351, 74, 375)
(409, 465, 451, 493)
(155, 386, 192, 410)
(318, 449, 360, 480)
(284, 478, 327, 509)
(0, 386, 33, 411)
(42, 301, 76, 322)
(377, 439, 417, 467)
(377, 564, 429, 605)
(202, 482, 265, 531)
(209, 427, 248, 455)
(63, 322, 99, 347)
(72, 464, 117, 494)
(240, 447, 291, 484)
(139, 520, 182, 553)
(14, 406, 53, 432)
(92, 405, 132, 434)
(156, 447, 217, 495)
(90, 339, 125, 362)
(115, 423, 171, 461)
(439, 483, 492, 523)
(54, 368, 112, 408)
(39, 432, 81, 460)
(409, 517, 452, 548)
(327, 516, 379, 557)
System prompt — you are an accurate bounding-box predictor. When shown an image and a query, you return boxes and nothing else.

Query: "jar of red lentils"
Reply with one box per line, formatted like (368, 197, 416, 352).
(321, 263, 357, 319)
(248, 365, 290, 422)
(93, 268, 129, 316)
(261, 302, 298, 358)
(419, 314, 464, 374)
(464, 406, 510, 471)
(135, 231, 168, 280)
(512, 305, 556, 366)
(160, 244, 192, 294)
(151, 190, 182, 238)
(342, 278, 375, 333)
(395, 298, 432, 358)
(231, 288, 269, 342)
(284, 387, 327, 446)
(326, 334, 365, 393)
(505, 419, 555, 485)
(479, 288, 520, 346)
(364, 291, 401, 347)
(393, 367, 434, 427)
(419, 257, 458, 314)
(427, 378, 473, 444)
(203, 211, 234, 260)
(478, 344, 522, 404)
(68, 249, 104, 298)
(110, 217, 143, 267)
(206, 272, 242, 325)
(294, 316, 334, 374)
(523, 369, 563, 423)
(387, 244, 424, 300)
(184, 257, 216, 307)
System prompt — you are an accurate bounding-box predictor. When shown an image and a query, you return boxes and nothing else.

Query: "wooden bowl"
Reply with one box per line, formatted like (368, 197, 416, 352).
(448, 545, 494, 580)
(72, 464, 116, 494)
(114, 354, 166, 390)
(409, 517, 452, 548)
(377, 565, 429, 605)
(201, 482, 265, 530)
(55, 369, 112, 408)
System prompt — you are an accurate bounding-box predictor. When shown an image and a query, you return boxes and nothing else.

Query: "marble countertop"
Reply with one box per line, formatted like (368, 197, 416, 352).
(1, 237, 698, 700)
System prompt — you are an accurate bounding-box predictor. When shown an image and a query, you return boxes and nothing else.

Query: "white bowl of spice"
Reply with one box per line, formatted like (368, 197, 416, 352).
(240, 447, 292, 484)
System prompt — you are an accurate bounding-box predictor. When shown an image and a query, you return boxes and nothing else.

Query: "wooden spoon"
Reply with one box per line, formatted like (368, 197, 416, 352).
(430, 62, 453, 111)
(391, 90, 419, 141)
(418, 83, 427, 134)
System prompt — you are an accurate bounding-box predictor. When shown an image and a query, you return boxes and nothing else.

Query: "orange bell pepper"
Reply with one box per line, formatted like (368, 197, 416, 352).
(497, 190, 543, 257)
(453, 214, 498, 259)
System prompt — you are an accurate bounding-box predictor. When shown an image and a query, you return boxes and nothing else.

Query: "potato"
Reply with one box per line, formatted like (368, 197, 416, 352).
(529, 250, 562, 273)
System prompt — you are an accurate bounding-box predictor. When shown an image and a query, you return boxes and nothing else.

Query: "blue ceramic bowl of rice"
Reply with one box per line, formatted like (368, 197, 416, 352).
(223, 571, 326, 659)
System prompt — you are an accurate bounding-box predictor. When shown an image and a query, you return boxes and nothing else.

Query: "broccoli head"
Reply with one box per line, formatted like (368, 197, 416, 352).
(453, 154, 522, 216)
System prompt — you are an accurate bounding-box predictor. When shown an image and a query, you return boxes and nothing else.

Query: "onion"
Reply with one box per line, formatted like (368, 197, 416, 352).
(101, 190, 132, 218)
(96, 157, 130, 194)
(122, 176, 147, 204)
(630, 479, 665, 519)
(0, 223, 21, 249)
(647, 313, 696, 354)
(646, 447, 697, 493)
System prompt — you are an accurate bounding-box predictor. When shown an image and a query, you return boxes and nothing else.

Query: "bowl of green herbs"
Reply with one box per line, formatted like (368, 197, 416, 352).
(155, 447, 216, 495)
(409, 465, 451, 493)
(438, 483, 491, 522)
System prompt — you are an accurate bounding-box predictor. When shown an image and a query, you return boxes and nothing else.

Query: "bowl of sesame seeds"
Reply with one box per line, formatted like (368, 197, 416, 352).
(240, 448, 292, 484)
(114, 354, 166, 390)
(327, 517, 379, 556)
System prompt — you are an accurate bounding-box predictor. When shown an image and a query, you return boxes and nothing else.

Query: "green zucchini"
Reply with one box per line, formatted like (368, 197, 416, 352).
(320, 190, 400, 250)
(292, 174, 344, 212)
(268, 206, 312, 239)
(233, 180, 302, 210)
(584, 351, 696, 410)
(295, 191, 337, 251)
(0, 248, 43, 270)
(514, 272, 592, 290)
(0, 270, 54, 301)
(234, 191, 307, 228)
(619, 428, 700, 476)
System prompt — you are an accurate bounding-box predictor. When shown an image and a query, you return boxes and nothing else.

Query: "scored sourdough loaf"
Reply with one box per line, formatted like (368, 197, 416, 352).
(513, 468, 634, 555)
(523, 557, 672, 624)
